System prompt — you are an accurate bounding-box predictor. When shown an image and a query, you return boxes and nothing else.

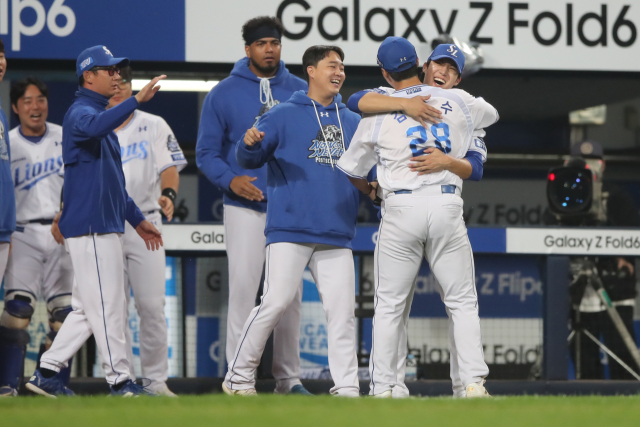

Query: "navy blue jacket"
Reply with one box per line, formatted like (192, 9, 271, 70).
(0, 103, 15, 242)
(59, 87, 145, 238)
(236, 91, 361, 248)
(196, 58, 307, 213)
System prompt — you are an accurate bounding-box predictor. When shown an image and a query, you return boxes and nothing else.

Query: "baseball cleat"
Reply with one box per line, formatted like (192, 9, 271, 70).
(222, 382, 257, 396)
(373, 390, 393, 398)
(26, 369, 74, 398)
(465, 380, 491, 398)
(0, 385, 18, 397)
(110, 379, 156, 397)
(288, 384, 313, 396)
(147, 381, 177, 397)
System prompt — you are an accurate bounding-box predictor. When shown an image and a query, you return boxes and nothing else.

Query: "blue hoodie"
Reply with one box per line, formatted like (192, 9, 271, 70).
(0, 103, 15, 242)
(236, 91, 361, 249)
(59, 87, 146, 238)
(196, 58, 307, 213)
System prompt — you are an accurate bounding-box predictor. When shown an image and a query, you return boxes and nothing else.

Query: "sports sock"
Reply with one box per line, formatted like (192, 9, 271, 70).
(40, 368, 57, 378)
(111, 380, 128, 391)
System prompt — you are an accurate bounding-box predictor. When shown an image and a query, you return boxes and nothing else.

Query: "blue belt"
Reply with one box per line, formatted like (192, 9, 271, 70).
(395, 185, 457, 195)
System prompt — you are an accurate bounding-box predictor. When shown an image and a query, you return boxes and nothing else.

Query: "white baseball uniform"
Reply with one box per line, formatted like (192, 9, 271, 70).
(338, 84, 497, 396)
(4, 124, 73, 305)
(116, 110, 186, 386)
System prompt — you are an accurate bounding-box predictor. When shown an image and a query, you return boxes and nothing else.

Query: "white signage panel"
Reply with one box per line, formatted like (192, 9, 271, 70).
(506, 228, 640, 255)
(163, 224, 226, 251)
(186, 0, 640, 71)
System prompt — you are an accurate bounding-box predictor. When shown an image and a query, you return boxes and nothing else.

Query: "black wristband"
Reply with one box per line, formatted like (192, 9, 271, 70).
(162, 188, 177, 203)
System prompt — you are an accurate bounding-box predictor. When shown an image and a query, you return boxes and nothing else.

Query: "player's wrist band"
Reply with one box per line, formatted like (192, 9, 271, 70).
(162, 188, 177, 203)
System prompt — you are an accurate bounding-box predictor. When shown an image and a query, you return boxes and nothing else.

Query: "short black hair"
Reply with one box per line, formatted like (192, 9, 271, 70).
(119, 65, 132, 83)
(0, 38, 4, 54)
(10, 77, 49, 106)
(242, 16, 284, 45)
(302, 45, 345, 83)
(387, 64, 419, 82)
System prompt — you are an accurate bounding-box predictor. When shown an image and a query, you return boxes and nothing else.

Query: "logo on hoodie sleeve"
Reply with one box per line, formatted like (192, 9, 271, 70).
(252, 101, 281, 127)
(307, 125, 345, 166)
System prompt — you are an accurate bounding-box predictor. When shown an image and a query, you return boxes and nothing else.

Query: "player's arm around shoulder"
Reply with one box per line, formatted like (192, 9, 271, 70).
(450, 88, 499, 129)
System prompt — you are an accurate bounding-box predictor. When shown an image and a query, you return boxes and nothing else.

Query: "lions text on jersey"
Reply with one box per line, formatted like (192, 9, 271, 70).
(9, 123, 63, 222)
(116, 111, 187, 212)
(338, 85, 497, 193)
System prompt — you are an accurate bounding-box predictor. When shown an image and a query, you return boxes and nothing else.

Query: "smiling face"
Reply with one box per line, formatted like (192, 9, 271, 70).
(307, 51, 345, 100)
(245, 37, 282, 77)
(423, 58, 461, 89)
(12, 84, 48, 136)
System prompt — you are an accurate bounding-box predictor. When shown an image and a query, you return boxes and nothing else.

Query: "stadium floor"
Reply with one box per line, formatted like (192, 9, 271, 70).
(17, 378, 640, 396)
(2, 394, 640, 427)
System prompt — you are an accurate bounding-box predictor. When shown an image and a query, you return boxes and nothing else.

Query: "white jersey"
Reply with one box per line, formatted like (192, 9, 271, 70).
(338, 85, 498, 192)
(9, 123, 64, 222)
(116, 110, 187, 213)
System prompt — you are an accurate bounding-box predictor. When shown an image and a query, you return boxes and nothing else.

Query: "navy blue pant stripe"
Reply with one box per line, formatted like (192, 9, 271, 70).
(229, 245, 272, 389)
(92, 234, 122, 385)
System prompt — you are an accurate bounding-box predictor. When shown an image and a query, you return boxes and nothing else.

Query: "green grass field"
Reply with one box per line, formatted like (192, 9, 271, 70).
(2, 395, 640, 427)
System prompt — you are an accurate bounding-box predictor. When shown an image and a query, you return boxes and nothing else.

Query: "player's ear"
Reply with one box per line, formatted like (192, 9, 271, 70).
(83, 70, 93, 85)
(454, 75, 462, 87)
(307, 66, 315, 81)
(11, 104, 18, 115)
(244, 44, 251, 58)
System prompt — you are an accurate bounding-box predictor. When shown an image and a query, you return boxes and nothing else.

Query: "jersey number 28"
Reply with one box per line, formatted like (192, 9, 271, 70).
(406, 124, 451, 156)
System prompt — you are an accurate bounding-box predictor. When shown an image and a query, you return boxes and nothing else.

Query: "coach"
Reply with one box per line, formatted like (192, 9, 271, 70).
(26, 45, 165, 397)
(196, 16, 309, 395)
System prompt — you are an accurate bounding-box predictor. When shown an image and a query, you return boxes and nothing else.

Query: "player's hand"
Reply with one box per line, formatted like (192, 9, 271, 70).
(244, 127, 264, 146)
(401, 95, 442, 127)
(135, 220, 163, 251)
(409, 147, 452, 175)
(617, 257, 634, 275)
(158, 196, 174, 222)
(230, 175, 264, 202)
(51, 212, 64, 245)
(134, 75, 167, 104)
(368, 181, 379, 201)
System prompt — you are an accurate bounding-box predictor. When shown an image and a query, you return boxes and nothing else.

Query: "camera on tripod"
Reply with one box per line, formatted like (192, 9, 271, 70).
(546, 141, 607, 225)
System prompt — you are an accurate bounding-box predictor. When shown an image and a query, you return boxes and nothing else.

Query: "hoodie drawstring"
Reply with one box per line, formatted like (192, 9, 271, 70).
(335, 103, 346, 156)
(311, 101, 344, 170)
(259, 78, 276, 109)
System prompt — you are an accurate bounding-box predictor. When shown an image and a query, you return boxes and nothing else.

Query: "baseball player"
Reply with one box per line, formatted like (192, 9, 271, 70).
(347, 42, 495, 398)
(107, 66, 186, 396)
(224, 45, 361, 397)
(196, 16, 309, 395)
(0, 78, 74, 397)
(26, 45, 164, 397)
(0, 38, 18, 395)
(337, 37, 498, 398)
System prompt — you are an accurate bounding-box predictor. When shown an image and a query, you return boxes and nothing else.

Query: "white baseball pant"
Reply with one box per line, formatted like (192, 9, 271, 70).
(224, 242, 359, 397)
(369, 185, 488, 396)
(40, 233, 131, 385)
(122, 211, 168, 385)
(0, 242, 9, 279)
(224, 205, 302, 393)
(4, 223, 73, 300)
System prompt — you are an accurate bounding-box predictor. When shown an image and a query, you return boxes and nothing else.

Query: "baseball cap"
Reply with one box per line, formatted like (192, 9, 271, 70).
(76, 45, 130, 77)
(571, 140, 604, 159)
(427, 44, 465, 75)
(377, 37, 417, 73)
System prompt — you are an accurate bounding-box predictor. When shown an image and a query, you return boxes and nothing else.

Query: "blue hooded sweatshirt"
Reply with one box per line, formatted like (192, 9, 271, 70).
(236, 91, 361, 249)
(196, 58, 307, 213)
(59, 87, 145, 238)
(0, 103, 15, 243)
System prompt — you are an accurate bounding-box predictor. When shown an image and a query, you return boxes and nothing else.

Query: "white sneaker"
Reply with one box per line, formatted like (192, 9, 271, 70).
(373, 390, 393, 398)
(465, 381, 491, 398)
(148, 382, 177, 397)
(222, 382, 257, 396)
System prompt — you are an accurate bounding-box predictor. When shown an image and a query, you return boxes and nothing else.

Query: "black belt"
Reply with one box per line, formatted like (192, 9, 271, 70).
(394, 185, 457, 195)
(146, 210, 158, 215)
(22, 218, 55, 225)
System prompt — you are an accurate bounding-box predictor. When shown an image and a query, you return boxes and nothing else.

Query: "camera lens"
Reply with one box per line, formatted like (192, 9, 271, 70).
(547, 167, 593, 214)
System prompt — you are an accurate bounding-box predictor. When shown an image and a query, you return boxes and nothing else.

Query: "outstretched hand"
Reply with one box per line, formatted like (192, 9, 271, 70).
(135, 220, 164, 251)
(134, 75, 167, 104)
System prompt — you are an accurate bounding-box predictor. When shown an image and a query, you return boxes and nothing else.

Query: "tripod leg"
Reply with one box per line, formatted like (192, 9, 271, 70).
(581, 329, 640, 381)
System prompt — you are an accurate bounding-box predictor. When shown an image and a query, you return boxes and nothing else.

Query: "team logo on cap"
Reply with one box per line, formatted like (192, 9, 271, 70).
(80, 57, 93, 71)
(103, 46, 113, 57)
(447, 45, 458, 57)
(580, 142, 593, 155)
(377, 58, 384, 68)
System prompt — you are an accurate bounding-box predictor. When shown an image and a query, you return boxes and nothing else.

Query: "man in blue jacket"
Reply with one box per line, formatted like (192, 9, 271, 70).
(223, 46, 363, 397)
(25, 45, 165, 397)
(196, 16, 309, 394)
(0, 38, 19, 397)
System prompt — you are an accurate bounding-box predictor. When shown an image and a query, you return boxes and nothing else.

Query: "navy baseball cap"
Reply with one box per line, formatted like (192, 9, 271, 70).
(76, 45, 130, 77)
(377, 37, 417, 73)
(427, 44, 465, 75)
